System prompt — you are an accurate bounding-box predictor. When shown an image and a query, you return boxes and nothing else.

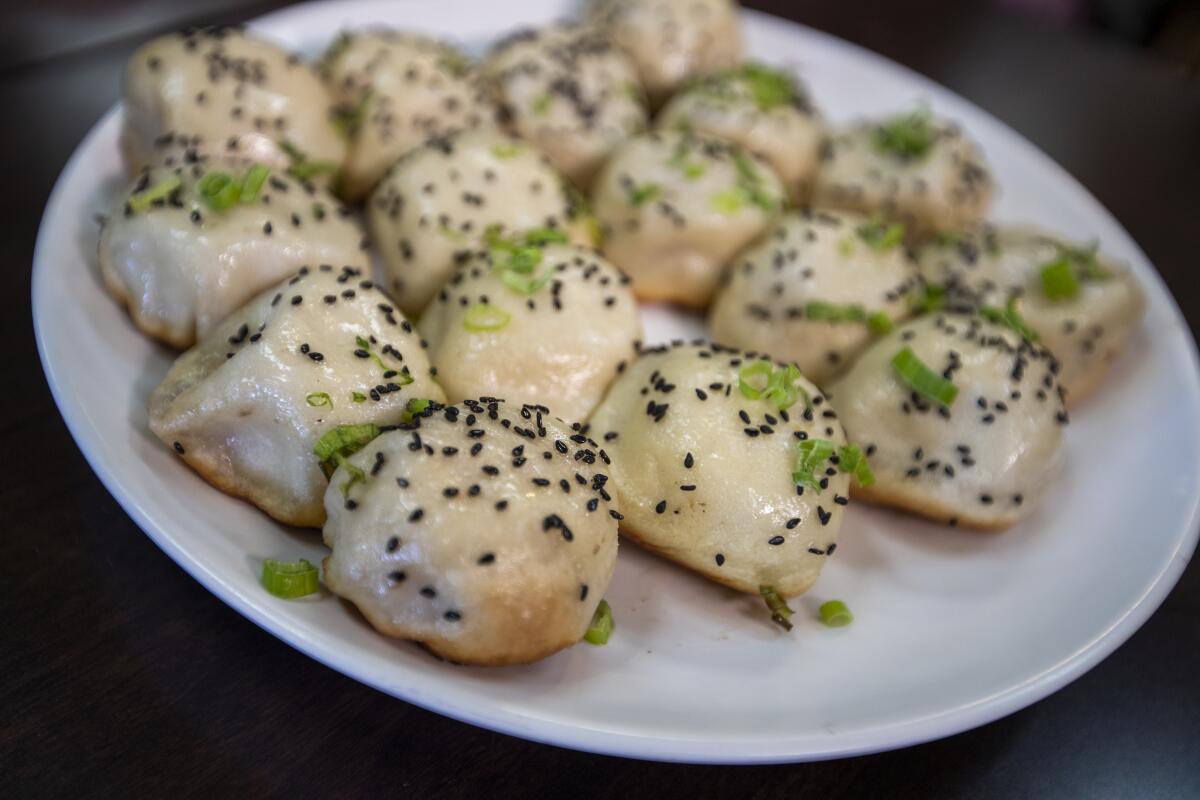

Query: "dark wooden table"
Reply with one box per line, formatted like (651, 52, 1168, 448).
(4, 1, 1198, 795)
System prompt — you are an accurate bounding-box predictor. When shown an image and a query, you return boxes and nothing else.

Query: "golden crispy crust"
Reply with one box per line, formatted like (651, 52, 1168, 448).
(170, 446, 325, 529)
(617, 520, 817, 598)
(849, 482, 1015, 532)
(322, 557, 584, 666)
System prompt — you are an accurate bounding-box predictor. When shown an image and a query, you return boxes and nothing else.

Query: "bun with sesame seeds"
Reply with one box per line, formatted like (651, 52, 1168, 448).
(587, 0, 741, 104)
(321, 398, 620, 665)
(482, 25, 649, 188)
(367, 129, 597, 316)
(657, 63, 825, 203)
(709, 209, 921, 385)
(99, 162, 366, 349)
(121, 26, 345, 176)
(419, 237, 641, 423)
(318, 29, 498, 202)
(590, 130, 785, 308)
(826, 313, 1067, 530)
(148, 265, 444, 527)
(915, 226, 1144, 407)
(812, 109, 993, 236)
(589, 342, 850, 603)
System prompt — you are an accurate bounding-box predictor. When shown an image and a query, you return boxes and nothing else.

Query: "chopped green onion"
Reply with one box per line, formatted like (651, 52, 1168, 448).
(279, 139, 337, 182)
(836, 444, 875, 487)
(739, 361, 808, 411)
(737, 360, 773, 399)
(531, 93, 553, 114)
(399, 397, 431, 425)
(867, 311, 894, 335)
(731, 149, 779, 213)
(979, 297, 1039, 342)
(198, 172, 241, 210)
(464, 303, 510, 332)
(306, 392, 332, 408)
(351, 391, 367, 403)
(355, 335, 388, 371)
(1063, 242, 1110, 281)
(127, 175, 182, 212)
(838, 237, 856, 258)
(262, 558, 320, 599)
(805, 301, 867, 323)
(910, 283, 946, 314)
(437, 50, 471, 76)
(313, 423, 382, 478)
(583, 599, 613, 645)
(520, 227, 569, 247)
(239, 165, 270, 204)
(793, 438, 836, 493)
(759, 585, 794, 631)
(818, 599, 853, 627)
(710, 188, 746, 213)
(500, 269, 553, 294)
(485, 227, 567, 295)
(856, 216, 906, 250)
(438, 224, 467, 242)
(331, 92, 371, 140)
(1040, 257, 1078, 300)
(871, 107, 935, 160)
(490, 142, 521, 160)
(737, 63, 799, 111)
(891, 346, 959, 407)
(626, 182, 661, 206)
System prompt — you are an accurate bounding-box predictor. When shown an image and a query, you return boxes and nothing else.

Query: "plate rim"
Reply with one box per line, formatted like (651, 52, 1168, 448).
(31, 0, 1200, 764)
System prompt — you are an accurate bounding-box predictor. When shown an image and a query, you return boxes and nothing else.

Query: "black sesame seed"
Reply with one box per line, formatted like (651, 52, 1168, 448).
(655, 500, 667, 514)
(768, 535, 785, 546)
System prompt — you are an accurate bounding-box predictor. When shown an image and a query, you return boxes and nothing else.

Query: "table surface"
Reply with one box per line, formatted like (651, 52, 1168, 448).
(4, 0, 1199, 796)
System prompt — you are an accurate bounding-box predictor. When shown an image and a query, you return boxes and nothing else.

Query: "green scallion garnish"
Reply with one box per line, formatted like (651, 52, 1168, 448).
(262, 558, 320, 599)
(313, 423, 382, 478)
(736, 63, 798, 111)
(870, 107, 935, 160)
(280, 139, 337, 182)
(531, 93, 553, 114)
(485, 226, 568, 295)
(198, 172, 241, 210)
(1040, 257, 1078, 300)
(818, 599, 853, 627)
(793, 438, 836, 493)
(583, 599, 613, 645)
(399, 397, 431, 425)
(627, 182, 661, 206)
(128, 175, 182, 212)
(979, 297, 1039, 342)
(910, 283, 946, 314)
(867, 311, 894, 335)
(464, 303, 511, 332)
(891, 346, 958, 407)
(240, 165, 271, 204)
(490, 142, 521, 160)
(836, 443, 875, 487)
(331, 92, 371, 141)
(738, 362, 808, 411)
(306, 392, 332, 408)
(759, 585, 794, 631)
(351, 391, 367, 403)
(856, 216, 906, 250)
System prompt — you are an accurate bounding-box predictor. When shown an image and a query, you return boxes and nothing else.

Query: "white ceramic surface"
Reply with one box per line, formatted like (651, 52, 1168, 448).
(33, 0, 1200, 763)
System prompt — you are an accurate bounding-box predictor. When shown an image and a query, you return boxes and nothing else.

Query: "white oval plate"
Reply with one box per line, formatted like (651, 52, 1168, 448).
(33, 0, 1200, 763)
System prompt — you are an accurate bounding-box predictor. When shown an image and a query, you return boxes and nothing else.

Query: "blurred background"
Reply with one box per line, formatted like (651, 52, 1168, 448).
(1, 0, 1198, 74)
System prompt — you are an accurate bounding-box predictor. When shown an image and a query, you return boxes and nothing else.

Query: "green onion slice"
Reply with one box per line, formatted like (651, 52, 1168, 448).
(910, 283, 946, 314)
(1040, 257, 1078, 300)
(856, 216, 906, 250)
(262, 558, 320, 599)
(759, 585, 794, 631)
(198, 172, 241, 210)
(351, 391, 367, 403)
(805, 301, 866, 323)
(871, 107, 935, 160)
(818, 599, 853, 627)
(280, 139, 337, 182)
(891, 346, 958, 407)
(464, 303, 511, 332)
(627, 182, 661, 206)
(737, 360, 773, 399)
(979, 297, 1039, 342)
(583, 599, 614, 645)
(399, 397, 431, 425)
(128, 175, 182, 212)
(306, 391, 332, 408)
(240, 165, 271, 204)
(490, 142, 521, 160)
(867, 311, 894, 335)
(793, 438, 836, 493)
(836, 444, 875, 487)
(313, 423, 382, 478)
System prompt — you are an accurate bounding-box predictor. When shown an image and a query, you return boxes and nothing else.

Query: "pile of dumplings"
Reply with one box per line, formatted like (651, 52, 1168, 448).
(98, 1, 1145, 666)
